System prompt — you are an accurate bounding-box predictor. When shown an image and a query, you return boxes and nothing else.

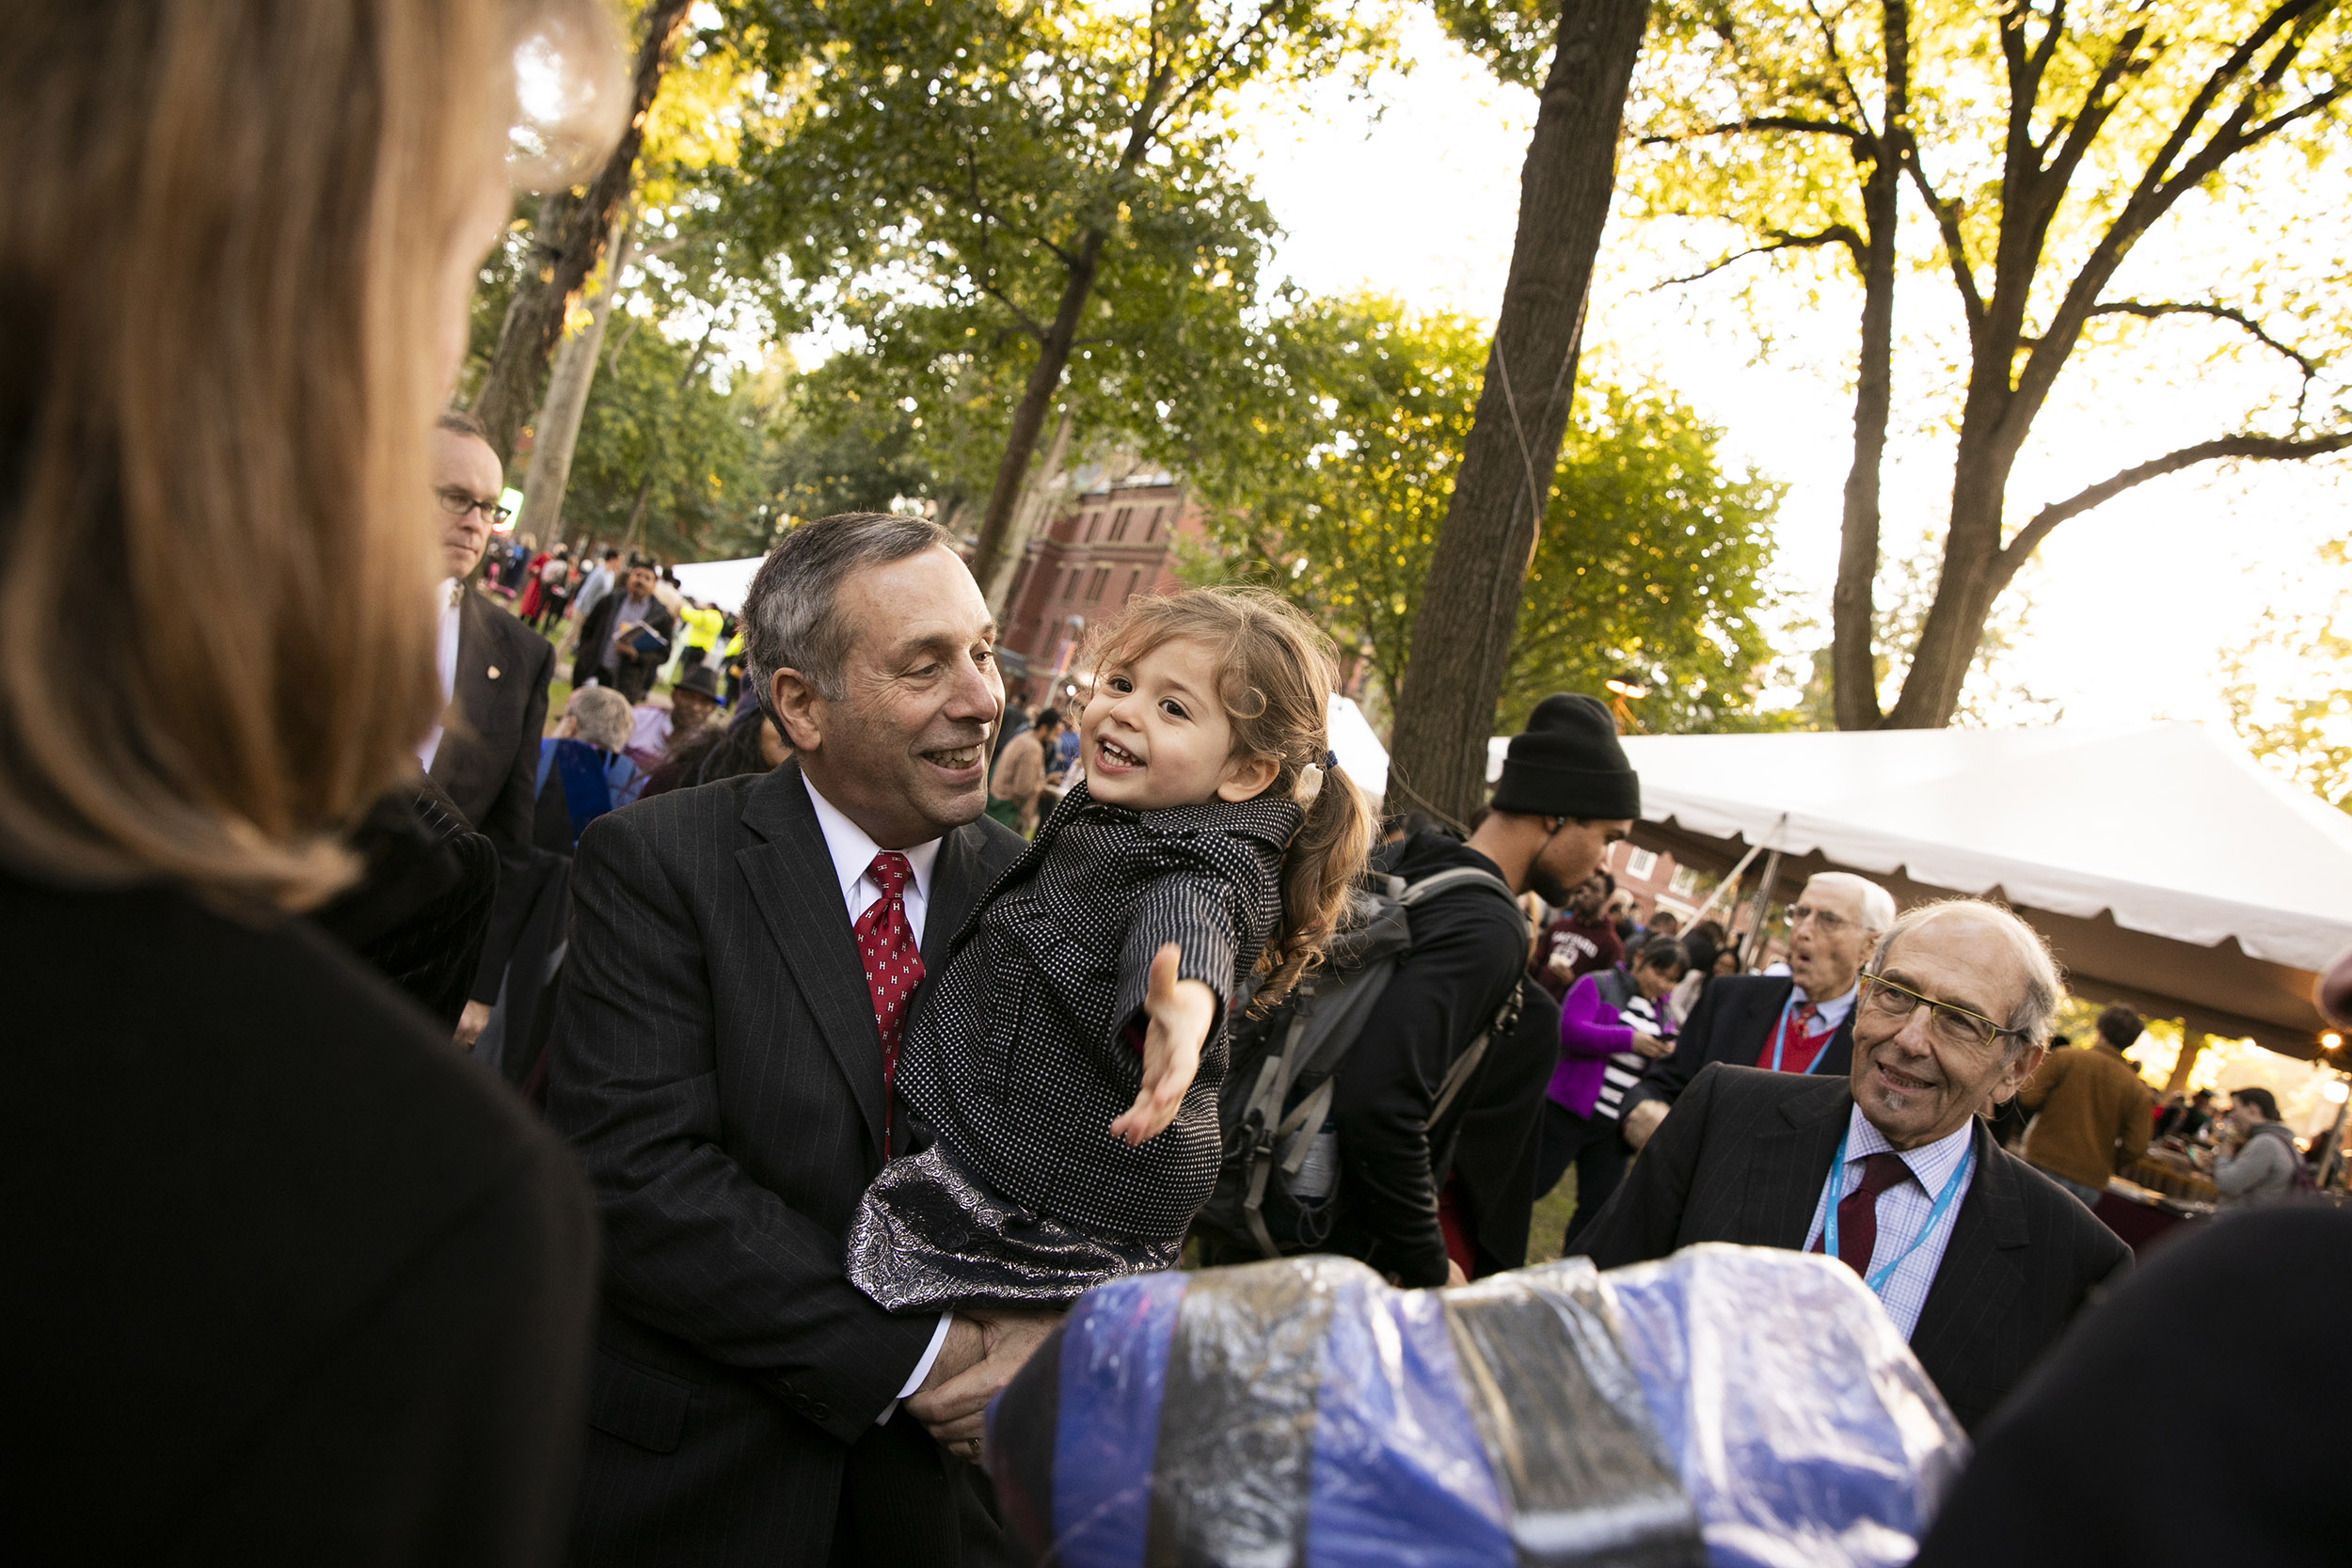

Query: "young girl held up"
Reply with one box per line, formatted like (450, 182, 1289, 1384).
(845, 587, 1374, 1310)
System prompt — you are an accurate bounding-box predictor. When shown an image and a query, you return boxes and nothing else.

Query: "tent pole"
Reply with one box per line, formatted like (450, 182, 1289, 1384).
(1738, 850, 1783, 971)
(2165, 1024, 2204, 1096)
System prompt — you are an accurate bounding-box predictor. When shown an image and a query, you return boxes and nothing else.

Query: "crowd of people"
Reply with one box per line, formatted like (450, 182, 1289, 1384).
(7, 4, 2351, 1566)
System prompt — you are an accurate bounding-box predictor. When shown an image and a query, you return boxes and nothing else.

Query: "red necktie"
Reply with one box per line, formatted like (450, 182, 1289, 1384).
(1757, 1001, 1822, 1070)
(852, 851, 924, 1142)
(1812, 1151, 1913, 1279)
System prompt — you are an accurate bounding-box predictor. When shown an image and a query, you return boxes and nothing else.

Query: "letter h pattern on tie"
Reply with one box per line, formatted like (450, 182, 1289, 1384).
(854, 851, 924, 1144)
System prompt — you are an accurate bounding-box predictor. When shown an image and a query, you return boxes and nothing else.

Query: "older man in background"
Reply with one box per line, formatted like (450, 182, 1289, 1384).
(1573, 899, 2130, 1431)
(1621, 870, 1896, 1150)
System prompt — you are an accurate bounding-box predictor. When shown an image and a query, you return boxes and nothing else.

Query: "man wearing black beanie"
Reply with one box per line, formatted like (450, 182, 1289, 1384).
(1313, 694, 1640, 1287)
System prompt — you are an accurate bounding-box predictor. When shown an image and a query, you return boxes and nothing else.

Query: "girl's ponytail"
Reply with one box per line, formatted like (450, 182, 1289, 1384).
(1256, 754, 1373, 1011)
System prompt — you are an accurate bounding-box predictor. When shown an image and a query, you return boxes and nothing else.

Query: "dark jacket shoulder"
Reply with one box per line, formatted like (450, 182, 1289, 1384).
(3, 872, 595, 1562)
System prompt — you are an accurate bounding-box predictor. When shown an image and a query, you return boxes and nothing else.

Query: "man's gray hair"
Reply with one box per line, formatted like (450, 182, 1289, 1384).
(743, 513, 954, 707)
(566, 684, 633, 752)
(1808, 870, 1897, 935)
(1869, 898, 2065, 1052)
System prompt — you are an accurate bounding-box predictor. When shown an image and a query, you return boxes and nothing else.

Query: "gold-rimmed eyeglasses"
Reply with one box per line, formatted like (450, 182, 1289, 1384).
(1858, 971, 2024, 1051)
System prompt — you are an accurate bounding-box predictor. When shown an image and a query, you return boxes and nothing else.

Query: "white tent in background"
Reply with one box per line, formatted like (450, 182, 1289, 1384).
(1327, 694, 1390, 802)
(667, 555, 765, 615)
(1489, 722, 2352, 1059)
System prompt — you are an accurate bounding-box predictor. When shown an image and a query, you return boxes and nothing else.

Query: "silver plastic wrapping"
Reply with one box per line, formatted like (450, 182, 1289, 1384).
(1599, 1243, 1971, 1568)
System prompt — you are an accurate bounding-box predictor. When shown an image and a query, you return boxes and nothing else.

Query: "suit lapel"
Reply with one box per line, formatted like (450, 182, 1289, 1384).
(1739, 1083, 1851, 1248)
(737, 765, 890, 1155)
(1909, 1121, 2026, 1393)
(1813, 1013, 1857, 1077)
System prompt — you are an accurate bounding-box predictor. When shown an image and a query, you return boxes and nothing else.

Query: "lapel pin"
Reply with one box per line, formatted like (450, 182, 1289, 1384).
(486, 666, 501, 680)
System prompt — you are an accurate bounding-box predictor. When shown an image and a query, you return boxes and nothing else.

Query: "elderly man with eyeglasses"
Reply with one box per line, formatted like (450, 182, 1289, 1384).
(1572, 897, 2131, 1433)
(1620, 870, 1896, 1152)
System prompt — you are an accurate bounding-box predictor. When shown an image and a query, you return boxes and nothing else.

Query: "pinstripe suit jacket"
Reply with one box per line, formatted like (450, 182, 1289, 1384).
(1573, 1063, 2131, 1433)
(546, 762, 1025, 1566)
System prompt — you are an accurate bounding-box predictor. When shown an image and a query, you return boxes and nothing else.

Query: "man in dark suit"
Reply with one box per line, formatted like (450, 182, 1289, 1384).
(570, 554, 675, 703)
(1619, 870, 1895, 1152)
(420, 411, 556, 1046)
(547, 514, 1044, 1566)
(1573, 898, 2130, 1432)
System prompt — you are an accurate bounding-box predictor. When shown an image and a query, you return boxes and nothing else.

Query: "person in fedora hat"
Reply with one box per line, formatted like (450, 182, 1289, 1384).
(623, 662, 724, 778)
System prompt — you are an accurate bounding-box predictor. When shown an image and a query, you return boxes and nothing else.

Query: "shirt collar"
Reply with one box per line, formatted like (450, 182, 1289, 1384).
(803, 775, 941, 910)
(1794, 978, 1860, 1026)
(1844, 1101, 1975, 1193)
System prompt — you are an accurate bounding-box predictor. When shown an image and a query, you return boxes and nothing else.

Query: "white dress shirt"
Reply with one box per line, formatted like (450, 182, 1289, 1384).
(1794, 978, 1859, 1030)
(1803, 1103, 1978, 1339)
(803, 777, 954, 1415)
(416, 578, 462, 773)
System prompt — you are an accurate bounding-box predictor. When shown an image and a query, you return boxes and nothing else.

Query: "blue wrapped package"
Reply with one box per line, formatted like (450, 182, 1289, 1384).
(985, 1246, 1967, 1568)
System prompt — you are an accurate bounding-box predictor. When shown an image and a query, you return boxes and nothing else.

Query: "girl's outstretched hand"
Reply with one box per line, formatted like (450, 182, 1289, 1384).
(1109, 943, 1218, 1147)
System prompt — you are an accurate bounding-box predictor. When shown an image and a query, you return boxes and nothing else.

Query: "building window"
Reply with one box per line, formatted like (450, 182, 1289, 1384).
(1143, 505, 1163, 540)
(1124, 568, 1142, 602)
(1060, 568, 1078, 602)
(1087, 566, 1110, 601)
(1624, 847, 1659, 881)
(1084, 510, 1100, 542)
(1110, 506, 1133, 540)
(1669, 864, 1699, 897)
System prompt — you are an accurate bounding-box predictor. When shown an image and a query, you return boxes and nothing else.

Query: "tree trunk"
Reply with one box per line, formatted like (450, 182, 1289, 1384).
(985, 408, 1074, 615)
(512, 215, 633, 551)
(470, 0, 694, 464)
(1383, 0, 1652, 826)
(1883, 442, 2010, 727)
(1829, 3, 1912, 732)
(966, 232, 1104, 597)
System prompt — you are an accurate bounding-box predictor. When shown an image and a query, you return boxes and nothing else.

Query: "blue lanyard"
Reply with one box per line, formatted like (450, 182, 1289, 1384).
(1822, 1126, 1977, 1295)
(1768, 993, 1834, 1073)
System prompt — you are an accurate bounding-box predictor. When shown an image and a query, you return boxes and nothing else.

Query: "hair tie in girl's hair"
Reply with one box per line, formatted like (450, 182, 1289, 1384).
(1325, 750, 1339, 769)
(1294, 762, 1326, 808)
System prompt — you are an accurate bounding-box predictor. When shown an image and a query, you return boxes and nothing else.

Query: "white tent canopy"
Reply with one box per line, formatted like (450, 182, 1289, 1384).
(1489, 722, 2352, 1055)
(667, 555, 764, 615)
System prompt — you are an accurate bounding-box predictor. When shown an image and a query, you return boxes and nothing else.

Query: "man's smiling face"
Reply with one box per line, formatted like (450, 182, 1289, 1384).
(1850, 909, 2045, 1149)
(776, 546, 1003, 848)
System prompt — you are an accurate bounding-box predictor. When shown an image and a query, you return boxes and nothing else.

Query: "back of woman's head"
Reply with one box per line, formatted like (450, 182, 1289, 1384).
(1083, 587, 1374, 1006)
(0, 0, 612, 910)
(566, 687, 633, 752)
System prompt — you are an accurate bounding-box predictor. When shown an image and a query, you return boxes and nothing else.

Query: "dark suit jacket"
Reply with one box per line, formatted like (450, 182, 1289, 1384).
(1913, 1205, 2352, 1567)
(2, 869, 597, 1566)
(546, 763, 1026, 1567)
(1621, 973, 1854, 1120)
(431, 586, 554, 848)
(569, 590, 675, 695)
(313, 776, 498, 1029)
(1573, 1063, 2131, 1433)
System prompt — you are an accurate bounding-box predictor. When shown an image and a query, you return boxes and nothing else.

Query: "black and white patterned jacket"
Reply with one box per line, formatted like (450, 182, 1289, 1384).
(894, 780, 1301, 1243)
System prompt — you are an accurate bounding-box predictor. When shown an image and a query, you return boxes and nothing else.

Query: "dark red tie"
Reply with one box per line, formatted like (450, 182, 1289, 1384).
(852, 851, 924, 1141)
(1812, 1151, 1913, 1278)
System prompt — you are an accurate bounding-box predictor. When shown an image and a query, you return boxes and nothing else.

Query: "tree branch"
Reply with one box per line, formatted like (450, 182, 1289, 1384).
(2090, 299, 2322, 386)
(1652, 226, 1864, 286)
(1999, 430, 2352, 579)
(1637, 115, 1866, 146)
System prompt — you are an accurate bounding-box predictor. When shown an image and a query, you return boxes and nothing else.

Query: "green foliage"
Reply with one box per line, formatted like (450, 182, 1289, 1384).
(2227, 538, 2352, 813)
(723, 0, 1388, 496)
(1173, 295, 1786, 734)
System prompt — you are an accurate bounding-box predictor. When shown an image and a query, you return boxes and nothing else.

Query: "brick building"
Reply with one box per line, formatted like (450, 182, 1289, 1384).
(997, 470, 1202, 706)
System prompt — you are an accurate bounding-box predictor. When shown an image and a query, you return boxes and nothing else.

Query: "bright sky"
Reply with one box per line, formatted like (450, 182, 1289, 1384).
(1233, 13, 2352, 734)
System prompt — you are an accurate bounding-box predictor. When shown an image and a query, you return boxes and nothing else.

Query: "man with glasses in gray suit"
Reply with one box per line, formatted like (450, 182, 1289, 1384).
(1572, 898, 2129, 1433)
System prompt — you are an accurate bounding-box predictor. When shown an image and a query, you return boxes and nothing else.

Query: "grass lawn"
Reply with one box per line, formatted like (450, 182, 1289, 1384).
(1525, 1169, 1578, 1265)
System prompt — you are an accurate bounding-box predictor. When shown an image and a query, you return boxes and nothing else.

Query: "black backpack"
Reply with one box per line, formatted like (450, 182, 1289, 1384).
(1194, 864, 1523, 1259)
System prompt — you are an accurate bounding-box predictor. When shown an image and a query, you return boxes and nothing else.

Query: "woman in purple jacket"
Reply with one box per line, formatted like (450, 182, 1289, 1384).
(1534, 936, 1690, 1251)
